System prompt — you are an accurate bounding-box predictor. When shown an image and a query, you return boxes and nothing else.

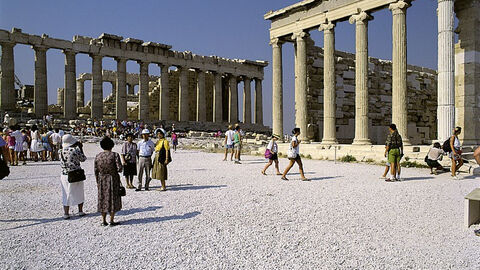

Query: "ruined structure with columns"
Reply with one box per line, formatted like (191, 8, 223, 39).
(266, 0, 480, 145)
(0, 29, 267, 128)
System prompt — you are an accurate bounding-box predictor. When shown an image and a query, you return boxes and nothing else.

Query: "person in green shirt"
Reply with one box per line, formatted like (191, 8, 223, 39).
(384, 124, 403, 182)
(233, 126, 241, 164)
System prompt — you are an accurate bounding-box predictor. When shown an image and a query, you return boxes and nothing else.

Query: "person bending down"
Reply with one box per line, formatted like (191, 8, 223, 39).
(425, 142, 445, 175)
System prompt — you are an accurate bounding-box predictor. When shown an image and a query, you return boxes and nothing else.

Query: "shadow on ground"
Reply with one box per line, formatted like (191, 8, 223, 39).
(149, 184, 227, 191)
(122, 211, 201, 225)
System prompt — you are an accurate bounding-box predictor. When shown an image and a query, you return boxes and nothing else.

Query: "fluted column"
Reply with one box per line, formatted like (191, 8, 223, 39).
(254, 78, 263, 125)
(158, 64, 170, 120)
(138, 61, 149, 120)
(213, 72, 223, 122)
(63, 50, 76, 118)
(57, 88, 64, 106)
(350, 12, 372, 145)
(0, 42, 16, 111)
(228, 75, 238, 123)
(116, 57, 127, 120)
(196, 70, 206, 122)
(90, 54, 103, 119)
(33, 46, 49, 117)
(390, 1, 411, 145)
(437, 0, 455, 142)
(76, 79, 84, 108)
(243, 77, 252, 124)
(293, 31, 309, 141)
(319, 22, 338, 145)
(178, 67, 189, 121)
(271, 38, 284, 136)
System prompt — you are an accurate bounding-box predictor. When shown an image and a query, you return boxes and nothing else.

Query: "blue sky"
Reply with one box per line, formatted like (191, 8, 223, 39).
(0, 0, 441, 130)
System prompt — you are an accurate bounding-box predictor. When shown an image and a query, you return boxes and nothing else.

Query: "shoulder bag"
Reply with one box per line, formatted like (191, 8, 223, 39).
(287, 142, 297, 159)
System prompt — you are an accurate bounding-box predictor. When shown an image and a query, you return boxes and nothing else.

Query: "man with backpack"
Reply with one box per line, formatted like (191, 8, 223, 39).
(384, 124, 403, 182)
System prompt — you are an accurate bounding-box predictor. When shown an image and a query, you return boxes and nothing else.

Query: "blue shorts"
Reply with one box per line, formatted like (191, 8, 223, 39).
(226, 144, 234, 149)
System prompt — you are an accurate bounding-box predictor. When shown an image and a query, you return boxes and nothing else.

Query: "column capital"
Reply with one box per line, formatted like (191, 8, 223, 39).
(89, 53, 103, 60)
(63, 49, 77, 56)
(349, 11, 373, 25)
(0, 41, 16, 47)
(137, 60, 150, 65)
(389, 1, 410, 14)
(32, 45, 49, 52)
(243, 76, 251, 82)
(157, 63, 170, 69)
(269, 38, 285, 48)
(114, 57, 127, 63)
(319, 21, 336, 33)
(291, 31, 310, 41)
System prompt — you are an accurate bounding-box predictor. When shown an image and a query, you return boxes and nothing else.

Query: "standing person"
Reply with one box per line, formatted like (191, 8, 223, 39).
(448, 127, 463, 179)
(59, 134, 87, 219)
(121, 133, 137, 189)
(281, 128, 308, 181)
(50, 128, 62, 161)
(233, 125, 242, 164)
(152, 129, 170, 191)
(41, 129, 51, 161)
(30, 125, 43, 162)
(10, 126, 24, 166)
(223, 125, 235, 161)
(384, 124, 403, 182)
(171, 131, 178, 152)
(425, 142, 445, 175)
(261, 134, 282, 175)
(94, 136, 123, 226)
(6, 129, 16, 166)
(136, 129, 155, 191)
(21, 129, 29, 164)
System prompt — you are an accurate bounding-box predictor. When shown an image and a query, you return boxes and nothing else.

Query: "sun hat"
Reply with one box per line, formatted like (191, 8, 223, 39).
(62, 134, 78, 148)
(272, 134, 281, 139)
(141, 129, 150, 135)
(155, 128, 166, 135)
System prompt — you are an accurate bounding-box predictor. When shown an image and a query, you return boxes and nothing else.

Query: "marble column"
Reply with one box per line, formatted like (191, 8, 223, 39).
(158, 64, 170, 120)
(0, 42, 16, 111)
(127, 84, 134, 95)
(319, 22, 338, 145)
(254, 78, 263, 125)
(138, 61, 149, 120)
(437, 0, 455, 142)
(293, 31, 309, 140)
(228, 75, 238, 123)
(57, 88, 64, 106)
(243, 77, 252, 124)
(63, 50, 76, 119)
(213, 72, 223, 122)
(271, 38, 284, 137)
(116, 57, 127, 120)
(76, 79, 85, 108)
(196, 70, 206, 122)
(90, 54, 103, 119)
(349, 12, 372, 145)
(33, 46, 49, 117)
(178, 67, 189, 121)
(390, 1, 411, 145)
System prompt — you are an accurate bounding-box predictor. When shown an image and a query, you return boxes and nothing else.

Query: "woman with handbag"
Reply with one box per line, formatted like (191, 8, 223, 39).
(30, 125, 44, 162)
(59, 134, 87, 219)
(121, 133, 137, 189)
(261, 134, 282, 175)
(95, 136, 123, 226)
(281, 128, 308, 181)
(152, 129, 170, 191)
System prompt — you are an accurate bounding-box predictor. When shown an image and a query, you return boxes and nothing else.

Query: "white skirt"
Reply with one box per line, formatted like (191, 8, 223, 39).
(60, 174, 85, 206)
(30, 139, 44, 152)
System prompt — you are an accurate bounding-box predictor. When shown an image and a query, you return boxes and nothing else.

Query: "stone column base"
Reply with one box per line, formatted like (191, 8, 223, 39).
(321, 139, 338, 145)
(352, 139, 372, 145)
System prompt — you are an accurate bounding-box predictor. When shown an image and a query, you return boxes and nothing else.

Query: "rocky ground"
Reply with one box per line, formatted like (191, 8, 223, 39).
(1, 142, 480, 269)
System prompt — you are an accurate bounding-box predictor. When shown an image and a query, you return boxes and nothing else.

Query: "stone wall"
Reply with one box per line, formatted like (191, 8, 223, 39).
(306, 38, 438, 145)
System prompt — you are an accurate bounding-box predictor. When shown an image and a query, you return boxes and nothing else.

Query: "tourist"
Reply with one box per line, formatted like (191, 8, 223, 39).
(233, 125, 242, 164)
(21, 129, 29, 164)
(223, 125, 235, 161)
(152, 129, 170, 191)
(380, 160, 390, 180)
(6, 129, 15, 166)
(474, 146, 480, 166)
(136, 129, 155, 191)
(50, 128, 62, 161)
(261, 134, 282, 175)
(448, 127, 463, 179)
(281, 128, 308, 181)
(0, 131, 7, 162)
(121, 133, 137, 189)
(171, 131, 178, 152)
(10, 126, 25, 166)
(41, 129, 51, 161)
(59, 134, 87, 219)
(94, 136, 123, 226)
(30, 125, 44, 162)
(425, 142, 445, 175)
(384, 124, 403, 182)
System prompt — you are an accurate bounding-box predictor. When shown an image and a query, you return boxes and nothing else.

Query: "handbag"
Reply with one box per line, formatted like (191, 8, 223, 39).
(158, 140, 172, 164)
(265, 149, 273, 159)
(287, 144, 297, 159)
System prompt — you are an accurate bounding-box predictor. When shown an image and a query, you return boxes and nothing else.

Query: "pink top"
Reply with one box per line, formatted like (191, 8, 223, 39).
(7, 135, 15, 147)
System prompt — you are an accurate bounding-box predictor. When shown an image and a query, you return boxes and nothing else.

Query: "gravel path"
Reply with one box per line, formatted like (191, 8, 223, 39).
(1, 143, 480, 269)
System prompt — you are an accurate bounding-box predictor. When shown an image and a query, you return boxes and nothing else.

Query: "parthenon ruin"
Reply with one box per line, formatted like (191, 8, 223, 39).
(0, 28, 268, 126)
(266, 0, 480, 145)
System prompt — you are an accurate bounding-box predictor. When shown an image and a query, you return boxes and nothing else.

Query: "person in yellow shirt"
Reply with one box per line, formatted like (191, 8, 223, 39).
(152, 129, 171, 191)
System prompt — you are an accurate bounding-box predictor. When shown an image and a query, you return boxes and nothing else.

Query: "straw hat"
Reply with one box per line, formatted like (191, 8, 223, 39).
(62, 134, 78, 148)
(141, 129, 150, 135)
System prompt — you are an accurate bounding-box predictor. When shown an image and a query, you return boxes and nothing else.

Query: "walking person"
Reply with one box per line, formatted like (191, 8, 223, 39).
(384, 124, 403, 182)
(425, 142, 445, 175)
(281, 128, 308, 181)
(59, 134, 87, 219)
(121, 133, 137, 189)
(448, 127, 463, 179)
(171, 131, 178, 152)
(94, 137, 123, 226)
(261, 134, 282, 175)
(136, 129, 155, 191)
(152, 129, 171, 191)
(223, 125, 235, 161)
(233, 125, 242, 164)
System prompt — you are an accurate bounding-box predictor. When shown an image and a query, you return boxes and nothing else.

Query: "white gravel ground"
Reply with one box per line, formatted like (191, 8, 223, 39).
(1, 142, 480, 269)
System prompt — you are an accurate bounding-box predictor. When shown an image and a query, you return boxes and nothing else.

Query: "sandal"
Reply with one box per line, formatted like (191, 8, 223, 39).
(301, 178, 310, 181)
(261, 171, 267, 175)
(109, 221, 120, 227)
(101, 221, 108, 226)
(281, 177, 288, 181)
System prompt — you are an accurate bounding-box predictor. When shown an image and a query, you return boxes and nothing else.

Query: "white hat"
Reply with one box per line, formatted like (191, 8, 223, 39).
(141, 129, 150, 135)
(62, 134, 78, 148)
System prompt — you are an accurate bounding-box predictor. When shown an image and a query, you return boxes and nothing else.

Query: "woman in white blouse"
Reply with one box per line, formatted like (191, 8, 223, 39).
(449, 127, 463, 179)
(261, 134, 281, 175)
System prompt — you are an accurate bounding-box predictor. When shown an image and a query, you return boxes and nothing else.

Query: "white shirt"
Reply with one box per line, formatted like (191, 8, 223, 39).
(225, 130, 235, 145)
(267, 140, 278, 153)
(59, 130, 65, 137)
(291, 136, 300, 153)
(137, 139, 155, 157)
(11, 130, 23, 144)
(427, 148, 444, 161)
(51, 133, 62, 145)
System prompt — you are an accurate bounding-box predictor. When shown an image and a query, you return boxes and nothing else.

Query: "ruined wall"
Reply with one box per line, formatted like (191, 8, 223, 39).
(306, 38, 438, 145)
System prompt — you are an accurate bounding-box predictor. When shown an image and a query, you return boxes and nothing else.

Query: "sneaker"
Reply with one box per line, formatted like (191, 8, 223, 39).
(135, 188, 141, 192)
(452, 175, 459, 180)
(63, 214, 70, 220)
(234, 161, 241, 164)
(145, 188, 150, 191)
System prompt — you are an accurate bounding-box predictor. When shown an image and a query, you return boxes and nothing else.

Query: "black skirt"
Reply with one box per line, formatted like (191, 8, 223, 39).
(123, 162, 137, 176)
(269, 153, 278, 161)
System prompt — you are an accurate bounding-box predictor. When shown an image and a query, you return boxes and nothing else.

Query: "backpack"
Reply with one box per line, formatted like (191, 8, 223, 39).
(389, 132, 402, 149)
(442, 138, 452, 153)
